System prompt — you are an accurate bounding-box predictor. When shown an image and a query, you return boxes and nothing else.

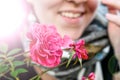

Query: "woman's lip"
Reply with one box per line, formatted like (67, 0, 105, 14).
(61, 15, 81, 24)
(62, 16, 80, 24)
(59, 12, 84, 24)
(59, 8, 85, 13)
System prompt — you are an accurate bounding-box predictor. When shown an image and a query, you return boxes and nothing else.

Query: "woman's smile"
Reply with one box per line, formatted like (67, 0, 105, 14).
(59, 10, 85, 24)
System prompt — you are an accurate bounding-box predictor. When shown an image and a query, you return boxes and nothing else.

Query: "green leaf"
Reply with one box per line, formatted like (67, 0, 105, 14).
(36, 76, 41, 80)
(10, 71, 18, 78)
(10, 68, 28, 78)
(7, 48, 21, 56)
(0, 65, 9, 74)
(66, 51, 75, 68)
(7, 57, 14, 61)
(16, 68, 28, 74)
(13, 61, 25, 67)
(0, 43, 8, 53)
(108, 56, 118, 74)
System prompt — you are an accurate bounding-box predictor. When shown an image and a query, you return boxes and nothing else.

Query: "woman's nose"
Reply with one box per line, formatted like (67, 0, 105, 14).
(66, 0, 87, 4)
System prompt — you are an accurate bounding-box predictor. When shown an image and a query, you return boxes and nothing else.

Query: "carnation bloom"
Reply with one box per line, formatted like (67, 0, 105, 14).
(70, 39, 88, 60)
(81, 77, 86, 80)
(27, 23, 72, 68)
(82, 72, 95, 80)
(88, 72, 95, 80)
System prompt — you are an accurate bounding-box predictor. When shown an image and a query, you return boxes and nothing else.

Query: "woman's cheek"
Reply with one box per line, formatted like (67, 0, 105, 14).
(38, 0, 62, 8)
(87, 0, 99, 12)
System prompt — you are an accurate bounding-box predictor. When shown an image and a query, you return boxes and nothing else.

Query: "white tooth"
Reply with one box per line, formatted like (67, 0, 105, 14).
(66, 13, 74, 18)
(61, 12, 81, 18)
(68, 13, 74, 18)
(74, 14, 81, 18)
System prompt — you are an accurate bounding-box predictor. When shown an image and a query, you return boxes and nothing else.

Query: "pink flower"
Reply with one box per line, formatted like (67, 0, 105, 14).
(27, 23, 72, 68)
(62, 35, 73, 49)
(82, 72, 95, 80)
(82, 77, 86, 80)
(88, 72, 95, 80)
(70, 39, 88, 60)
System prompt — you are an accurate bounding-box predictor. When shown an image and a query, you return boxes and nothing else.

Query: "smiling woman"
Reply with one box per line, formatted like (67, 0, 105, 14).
(0, 0, 120, 80)
(0, 0, 26, 38)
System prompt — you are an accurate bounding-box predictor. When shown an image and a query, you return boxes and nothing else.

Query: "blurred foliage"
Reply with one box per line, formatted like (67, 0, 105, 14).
(108, 55, 119, 75)
(0, 43, 35, 80)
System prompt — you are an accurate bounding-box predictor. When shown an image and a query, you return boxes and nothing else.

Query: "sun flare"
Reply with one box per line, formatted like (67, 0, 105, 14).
(0, 0, 25, 38)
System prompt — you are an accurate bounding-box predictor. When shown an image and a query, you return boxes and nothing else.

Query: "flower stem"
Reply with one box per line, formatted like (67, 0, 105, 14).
(30, 74, 41, 80)
(15, 77, 20, 80)
(40, 60, 68, 76)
